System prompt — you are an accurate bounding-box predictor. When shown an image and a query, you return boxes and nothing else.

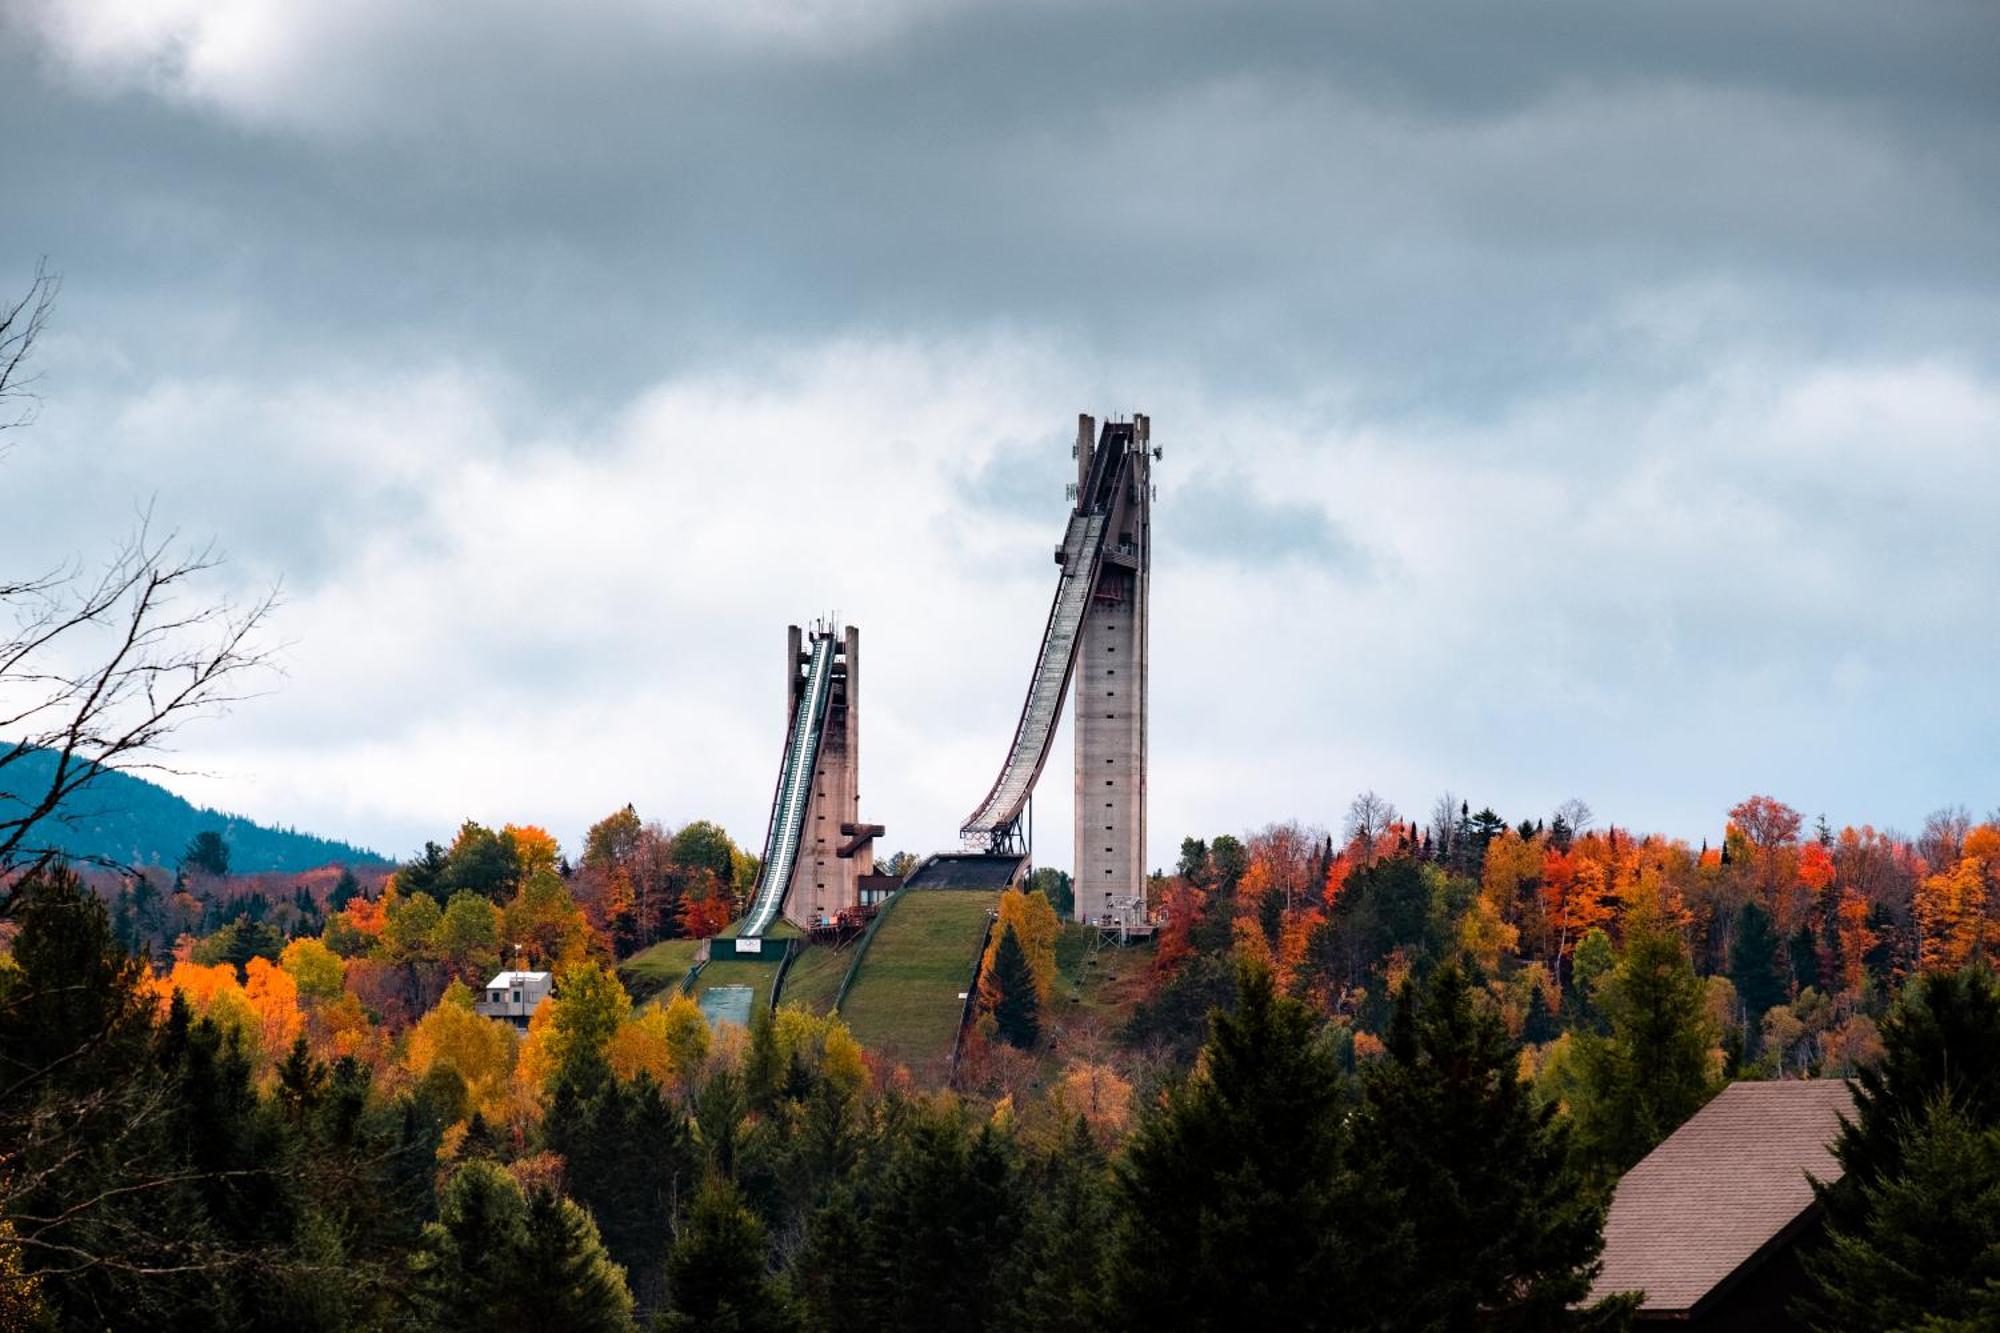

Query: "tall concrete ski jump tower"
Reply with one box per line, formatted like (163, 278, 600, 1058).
(737, 622, 881, 938)
(961, 414, 1154, 930)
(1070, 415, 1152, 928)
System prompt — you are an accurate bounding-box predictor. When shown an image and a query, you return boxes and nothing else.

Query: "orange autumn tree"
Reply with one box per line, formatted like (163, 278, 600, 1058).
(145, 959, 303, 1075)
(504, 824, 561, 878)
(1727, 795, 1806, 929)
(1833, 886, 1879, 993)
(678, 891, 735, 939)
(1915, 823, 2000, 971)
(1481, 828, 1544, 954)
(1540, 847, 1614, 964)
(242, 957, 304, 1056)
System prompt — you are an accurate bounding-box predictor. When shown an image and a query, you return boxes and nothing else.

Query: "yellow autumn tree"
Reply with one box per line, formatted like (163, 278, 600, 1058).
(1458, 890, 1518, 975)
(505, 823, 562, 878)
(606, 1005, 674, 1087)
(514, 962, 630, 1097)
(1916, 856, 1988, 971)
(0, 1216, 42, 1330)
(1057, 1059, 1133, 1139)
(279, 935, 346, 1003)
(406, 980, 519, 1120)
(1481, 828, 1544, 939)
(771, 1004, 869, 1098)
(978, 888, 1061, 1004)
(659, 992, 713, 1086)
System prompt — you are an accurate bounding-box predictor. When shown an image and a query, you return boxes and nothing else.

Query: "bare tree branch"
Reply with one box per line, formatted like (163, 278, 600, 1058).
(0, 260, 58, 443)
(0, 273, 280, 911)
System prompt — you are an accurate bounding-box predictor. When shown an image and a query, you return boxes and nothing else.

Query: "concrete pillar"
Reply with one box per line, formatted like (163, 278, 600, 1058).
(1072, 420, 1149, 928)
(1075, 412, 1095, 498)
(785, 625, 863, 931)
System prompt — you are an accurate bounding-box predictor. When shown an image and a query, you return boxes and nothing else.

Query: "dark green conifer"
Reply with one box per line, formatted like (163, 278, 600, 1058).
(1110, 959, 1375, 1329)
(991, 923, 1041, 1048)
(1730, 900, 1786, 1047)
(1354, 964, 1635, 1329)
(1817, 966, 2000, 1234)
(1803, 1097, 2000, 1330)
(1572, 925, 1718, 1176)
(1790, 924, 1821, 992)
(1003, 1118, 1115, 1333)
(658, 1173, 797, 1333)
(416, 1160, 635, 1333)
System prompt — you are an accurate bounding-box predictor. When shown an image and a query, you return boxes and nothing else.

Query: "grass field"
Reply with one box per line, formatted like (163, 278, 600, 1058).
(689, 958, 784, 1019)
(838, 890, 998, 1081)
(776, 942, 849, 1015)
(719, 916, 802, 940)
(617, 938, 701, 1004)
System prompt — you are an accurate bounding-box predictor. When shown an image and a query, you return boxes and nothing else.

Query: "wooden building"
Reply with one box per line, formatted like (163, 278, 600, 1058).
(1589, 1080, 1855, 1327)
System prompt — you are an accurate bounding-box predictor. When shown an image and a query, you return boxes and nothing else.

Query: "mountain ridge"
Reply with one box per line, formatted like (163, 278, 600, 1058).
(2, 747, 388, 874)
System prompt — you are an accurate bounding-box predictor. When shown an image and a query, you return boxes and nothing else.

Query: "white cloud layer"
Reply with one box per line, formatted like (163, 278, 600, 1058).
(11, 324, 1995, 867)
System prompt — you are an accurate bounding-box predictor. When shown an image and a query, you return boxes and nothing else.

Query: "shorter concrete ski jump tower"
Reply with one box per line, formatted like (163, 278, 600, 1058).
(738, 621, 881, 938)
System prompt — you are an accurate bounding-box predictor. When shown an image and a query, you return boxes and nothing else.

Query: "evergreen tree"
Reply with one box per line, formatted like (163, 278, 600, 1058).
(1729, 900, 1786, 1046)
(1258, 885, 1285, 949)
(182, 829, 231, 877)
(1120, 951, 1235, 1065)
(1110, 959, 1378, 1329)
(1522, 982, 1560, 1045)
(696, 1066, 749, 1181)
(1817, 966, 2000, 1234)
(1353, 964, 1634, 1330)
(1571, 925, 1718, 1176)
(415, 1160, 635, 1333)
(545, 1069, 697, 1309)
(0, 866, 285, 1330)
(328, 867, 362, 912)
(990, 924, 1041, 1048)
(1789, 923, 1821, 993)
(397, 840, 450, 899)
(745, 1006, 786, 1113)
(793, 1098, 1025, 1333)
(1803, 1097, 2000, 1330)
(517, 1186, 640, 1332)
(1176, 837, 1212, 887)
(1002, 1118, 1115, 1333)
(1210, 835, 1248, 894)
(659, 1173, 797, 1333)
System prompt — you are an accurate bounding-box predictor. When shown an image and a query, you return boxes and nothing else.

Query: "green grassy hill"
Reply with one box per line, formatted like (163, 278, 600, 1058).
(836, 889, 998, 1083)
(775, 941, 849, 1015)
(618, 938, 702, 1005)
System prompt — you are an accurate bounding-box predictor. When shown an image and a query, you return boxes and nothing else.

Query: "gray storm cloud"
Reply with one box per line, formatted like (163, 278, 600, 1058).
(0, 0, 1994, 866)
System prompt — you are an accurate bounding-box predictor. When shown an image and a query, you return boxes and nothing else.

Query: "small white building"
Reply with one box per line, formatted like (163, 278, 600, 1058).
(475, 969, 552, 1030)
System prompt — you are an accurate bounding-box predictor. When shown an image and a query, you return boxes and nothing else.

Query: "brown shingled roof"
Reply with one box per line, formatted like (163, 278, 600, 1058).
(1588, 1079, 1856, 1314)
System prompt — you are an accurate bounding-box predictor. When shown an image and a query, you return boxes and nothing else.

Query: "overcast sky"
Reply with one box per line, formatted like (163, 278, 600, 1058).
(3, 0, 1996, 871)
